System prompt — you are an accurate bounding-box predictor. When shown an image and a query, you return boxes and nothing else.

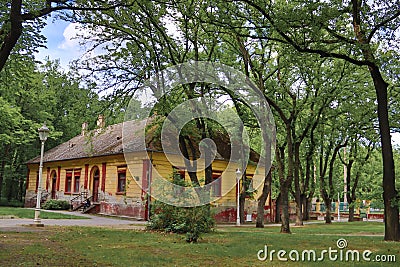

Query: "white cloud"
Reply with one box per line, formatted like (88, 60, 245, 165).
(58, 23, 83, 50)
(392, 132, 400, 146)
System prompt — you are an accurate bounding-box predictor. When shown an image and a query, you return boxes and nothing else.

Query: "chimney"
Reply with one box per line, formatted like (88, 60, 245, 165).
(81, 122, 88, 136)
(97, 114, 105, 129)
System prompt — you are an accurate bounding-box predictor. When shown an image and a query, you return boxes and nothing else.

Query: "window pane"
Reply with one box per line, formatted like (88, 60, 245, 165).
(118, 171, 126, 192)
(66, 172, 72, 192)
(66, 179, 71, 192)
(74, 176, 80, 192)
(212, 172, 222, 197)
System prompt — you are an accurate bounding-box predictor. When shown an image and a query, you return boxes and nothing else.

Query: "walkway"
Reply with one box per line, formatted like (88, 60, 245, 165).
(0, 210, 147, 232)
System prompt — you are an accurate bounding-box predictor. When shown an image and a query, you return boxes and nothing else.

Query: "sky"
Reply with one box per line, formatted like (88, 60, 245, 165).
(35, 18, 86, 68)
(34, 18, 400, 147)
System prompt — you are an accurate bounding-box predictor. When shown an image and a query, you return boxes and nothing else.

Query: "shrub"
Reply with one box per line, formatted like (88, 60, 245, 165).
(147, 201, 215, 243)
(0, 198, 24, 207)
(42, 199, 71, 210)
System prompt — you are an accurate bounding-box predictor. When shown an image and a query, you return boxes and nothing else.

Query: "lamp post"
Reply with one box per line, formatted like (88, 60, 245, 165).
(33, 124, 49, 226)
(236, 168, 241, 226)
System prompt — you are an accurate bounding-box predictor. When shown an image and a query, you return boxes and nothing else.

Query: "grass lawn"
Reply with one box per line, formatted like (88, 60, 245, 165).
(0, 222, 399, 266)
(0, 207, 88, 219)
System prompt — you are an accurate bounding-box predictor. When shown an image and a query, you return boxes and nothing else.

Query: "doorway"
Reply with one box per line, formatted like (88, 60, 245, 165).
(92, 167, 100, 202)
(51, 171, 57, 199)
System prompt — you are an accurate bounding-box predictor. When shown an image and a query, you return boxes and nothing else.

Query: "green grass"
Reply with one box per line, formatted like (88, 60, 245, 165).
(0, 207, 88, 219)
(0, 222, 399, 266)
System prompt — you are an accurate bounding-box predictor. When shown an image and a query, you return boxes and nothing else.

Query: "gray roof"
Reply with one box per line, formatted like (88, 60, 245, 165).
(27, 120, 147, 164)
(27, 118, 260, 164)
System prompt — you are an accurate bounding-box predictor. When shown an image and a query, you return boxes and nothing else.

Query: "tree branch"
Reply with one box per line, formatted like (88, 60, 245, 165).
(237, 0, 374, 67)
(21, 1, 135, 20)
(368, 10, 400, 42)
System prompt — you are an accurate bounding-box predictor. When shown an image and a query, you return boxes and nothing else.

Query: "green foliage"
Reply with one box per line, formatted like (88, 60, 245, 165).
(147, 201, 215, 243)
(0, 57, 126, 202)
(42, 199, 71, 210)
(0, 198, 24, 207)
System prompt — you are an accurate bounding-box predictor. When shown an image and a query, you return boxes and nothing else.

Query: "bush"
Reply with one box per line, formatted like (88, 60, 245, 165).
(42, 199, 71, 210)
(0, 198, 24, 207)
(147, 201, 215, 243)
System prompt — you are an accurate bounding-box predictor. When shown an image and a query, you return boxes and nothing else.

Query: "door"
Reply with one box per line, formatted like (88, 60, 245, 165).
(51, 171, 57, 199)
(92, 168, 100, 202)
(93, 178, 99, 202)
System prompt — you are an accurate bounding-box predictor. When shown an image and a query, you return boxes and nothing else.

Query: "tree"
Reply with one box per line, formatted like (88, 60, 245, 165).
(339, 138, 375, 221)
(191, 0, 400, 240)
(230, 0, 400, 241)
(0, 0, 135, 72)
(0, 56, 112, 202)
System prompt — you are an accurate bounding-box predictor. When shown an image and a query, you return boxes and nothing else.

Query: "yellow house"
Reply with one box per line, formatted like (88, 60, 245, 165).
(25, 117, 269, 222)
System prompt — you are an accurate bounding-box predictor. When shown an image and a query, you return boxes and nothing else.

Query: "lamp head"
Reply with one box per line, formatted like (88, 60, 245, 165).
(236, 168, 241, 179)
(38, 124, 50, 142)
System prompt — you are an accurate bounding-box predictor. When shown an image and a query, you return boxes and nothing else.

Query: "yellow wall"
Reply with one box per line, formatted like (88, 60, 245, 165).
(148, 152, 268, 209)
(26, 153, 147, 203)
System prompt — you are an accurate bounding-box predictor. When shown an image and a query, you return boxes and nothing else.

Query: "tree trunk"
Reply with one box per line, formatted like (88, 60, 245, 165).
(6, 175, 14, 201)
(18, 171, 24, 201)
(275, 193, 281, 223)
(0, 155, 5, 199)
(294, 142, 303, 226)
(346, 159, 354, 222)
(301, 194, 309, 221)
(351, 3, 399, 240)
(256, 119, 273, 228)
(256, 169, 272, 228)
(348, 204, 355, 222)
(369, 67, 400, 241)
(240, 189, 246, 224)
(280, 124, 294, 232)
(0, 0, 23, 71)
(276, 146, 291, 233)
(325, 200, 332, 224)
(280, 185, 291, 233)
(0, 145, 10, 199)
(306, 197, 313, 220)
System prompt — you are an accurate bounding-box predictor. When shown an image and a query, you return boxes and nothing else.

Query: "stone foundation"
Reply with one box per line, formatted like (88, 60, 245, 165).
(100, 201, 146, 220)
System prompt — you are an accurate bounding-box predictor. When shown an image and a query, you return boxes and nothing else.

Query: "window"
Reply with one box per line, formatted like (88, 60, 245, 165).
(74, 170, 81, 193)
(211, 171, 222, 197)
(65, 169, 81, 194)
(117, 166, 127, 193)
(65, 171, 73, 193)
